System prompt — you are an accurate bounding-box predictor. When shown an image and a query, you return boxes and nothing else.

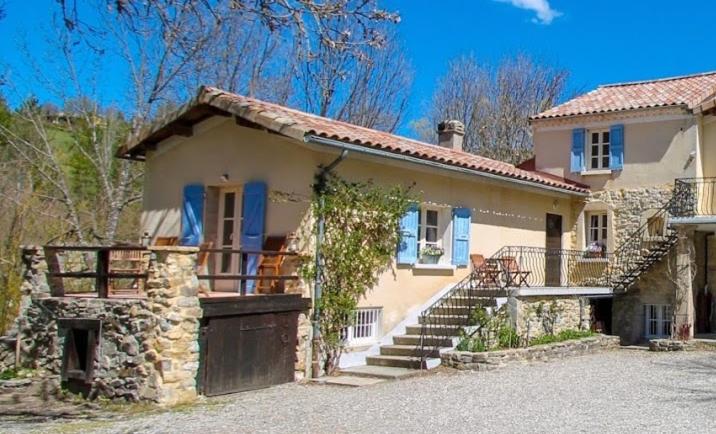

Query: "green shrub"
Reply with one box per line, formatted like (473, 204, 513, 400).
(497, 326, 520, 349)
(529, 329, 595, 346)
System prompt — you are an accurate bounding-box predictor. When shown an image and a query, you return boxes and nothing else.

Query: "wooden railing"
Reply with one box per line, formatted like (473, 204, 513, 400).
(197, 248, 300, 296)
(44, 245, 148, 298)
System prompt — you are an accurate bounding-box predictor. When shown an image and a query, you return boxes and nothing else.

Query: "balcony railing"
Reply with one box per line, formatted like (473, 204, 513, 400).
(671, 177, 716, 218)
(490, 246, 611, 288)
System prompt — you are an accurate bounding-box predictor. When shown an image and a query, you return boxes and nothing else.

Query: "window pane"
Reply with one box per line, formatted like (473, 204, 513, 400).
(426, 227, 438, 243)
(220, 252, 231, 273)
(602, 131, 610, 143)
(603, 144, 609, 155)
(426, 210, 438, 226)
(223, 193, 235, 218)
(591, 158, 599, 169)
(592, 132, 599, 144)
(590, 215, 598, 226)
(603, 157, 610, 168)
(601, 215, 608, 226)
(222, 220, 233, 245)
(592, 144, 599, 155)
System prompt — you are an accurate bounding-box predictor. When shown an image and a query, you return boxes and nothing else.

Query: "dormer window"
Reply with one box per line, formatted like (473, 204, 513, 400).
(589, 130, 610, 170)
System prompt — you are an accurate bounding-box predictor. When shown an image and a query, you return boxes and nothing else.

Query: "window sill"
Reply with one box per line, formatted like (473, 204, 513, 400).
(576, 257, 609, 263)
(413, 263, 456, 271)
(580, 169, 612, 176)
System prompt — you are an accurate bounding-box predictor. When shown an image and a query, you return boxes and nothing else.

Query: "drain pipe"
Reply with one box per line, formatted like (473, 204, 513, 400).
(311, 150, 348, 378)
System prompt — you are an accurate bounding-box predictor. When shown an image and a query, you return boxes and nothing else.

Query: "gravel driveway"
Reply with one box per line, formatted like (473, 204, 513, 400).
(3, 349, 716, 433)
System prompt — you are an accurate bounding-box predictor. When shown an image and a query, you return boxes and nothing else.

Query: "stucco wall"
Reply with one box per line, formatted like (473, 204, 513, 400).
(533, 114, 697, 190)
(701, 116, 716, 178)
(141, 117, 578, 337)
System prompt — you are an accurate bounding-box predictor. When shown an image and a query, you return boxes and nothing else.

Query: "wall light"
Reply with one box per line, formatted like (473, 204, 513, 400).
(220, 173, 229, 182)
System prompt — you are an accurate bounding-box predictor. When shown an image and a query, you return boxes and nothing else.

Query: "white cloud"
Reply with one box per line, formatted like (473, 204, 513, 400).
(495, 0, 562, 24)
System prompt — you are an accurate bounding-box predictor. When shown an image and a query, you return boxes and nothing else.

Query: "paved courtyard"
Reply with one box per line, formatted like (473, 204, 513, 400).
(2, 349, 716, 433)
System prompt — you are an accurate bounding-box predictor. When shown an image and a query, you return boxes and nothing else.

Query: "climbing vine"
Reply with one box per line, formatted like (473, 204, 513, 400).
(301, 173, 413, 374)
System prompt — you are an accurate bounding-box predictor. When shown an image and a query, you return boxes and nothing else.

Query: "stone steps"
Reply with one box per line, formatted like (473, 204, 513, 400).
(379, 344, 443, 358)
(419, 315, 471, 325)
(365, 355, 441, 370)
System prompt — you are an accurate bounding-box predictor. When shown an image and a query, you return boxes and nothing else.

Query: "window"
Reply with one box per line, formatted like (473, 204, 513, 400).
(589, 130, 610, 170)
(644, 304, 673, 338)
(587, 212, 608, 246)
(418, 208, 440, 251)
(341, 308, 382, 346)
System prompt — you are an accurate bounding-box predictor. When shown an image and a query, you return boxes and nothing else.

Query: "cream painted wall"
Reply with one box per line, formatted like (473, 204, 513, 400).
(142, 117, 578, 336)
(533, 115, 697, 191)
(700, 115, 716, 178)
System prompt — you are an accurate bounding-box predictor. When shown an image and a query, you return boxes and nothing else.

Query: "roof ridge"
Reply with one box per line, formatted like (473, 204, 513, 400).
(600, 70, 716, 88)
(203, 86, 503, 167)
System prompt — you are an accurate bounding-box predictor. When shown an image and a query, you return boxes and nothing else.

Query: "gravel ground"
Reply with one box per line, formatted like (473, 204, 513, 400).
(3, 349, 716, 433)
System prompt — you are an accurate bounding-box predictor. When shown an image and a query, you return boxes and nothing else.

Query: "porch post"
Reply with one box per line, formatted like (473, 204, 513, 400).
(674, 226, 695, 340)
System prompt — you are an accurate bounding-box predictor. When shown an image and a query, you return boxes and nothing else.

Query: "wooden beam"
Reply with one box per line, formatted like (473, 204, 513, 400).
(169, 122, 194, 137)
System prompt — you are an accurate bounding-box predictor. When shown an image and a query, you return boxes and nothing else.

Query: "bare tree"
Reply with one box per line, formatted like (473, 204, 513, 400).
(296, 29, 412, 132)
(415, 54, 568, 164)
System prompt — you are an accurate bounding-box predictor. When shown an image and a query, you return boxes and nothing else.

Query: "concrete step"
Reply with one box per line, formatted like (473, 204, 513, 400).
(405, 324, 462, 336)
(419, 315, 471, 325)
(431, 305, 473, 315)
(339, 365, 423, 380)
(379, 344, 443, 358)
(393, 334, 458, 347)
(366, 355, 441, 370)
(311, 375, 385, 387)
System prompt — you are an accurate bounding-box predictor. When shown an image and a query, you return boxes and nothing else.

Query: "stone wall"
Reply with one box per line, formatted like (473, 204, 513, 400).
(442, 335, 620, 371)
(508, 295, 591, 340)
(12, 246, 201, 404)
(612, 255, 676, 345)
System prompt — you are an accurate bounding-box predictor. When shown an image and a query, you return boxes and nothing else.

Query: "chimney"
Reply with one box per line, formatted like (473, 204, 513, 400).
(437, 120, 465, 151)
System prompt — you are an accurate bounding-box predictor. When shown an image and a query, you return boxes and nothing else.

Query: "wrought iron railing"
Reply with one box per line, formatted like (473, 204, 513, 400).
(490, 246, 612, 288)
(671, 177, 716, 218)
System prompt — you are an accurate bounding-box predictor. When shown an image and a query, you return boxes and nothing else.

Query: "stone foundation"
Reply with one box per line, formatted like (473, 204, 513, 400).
(10, 246, 201, 404)
(508, 295, 591, 340)
(442, 335, 620, 371)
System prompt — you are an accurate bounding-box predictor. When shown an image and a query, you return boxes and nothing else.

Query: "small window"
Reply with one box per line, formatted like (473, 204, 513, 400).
(418, 208, 441, 252)
(587, 212, 608, 246)
(644, 304, 672, 338)
(341, 308, 382, 346)
(588, 129, 611, 170)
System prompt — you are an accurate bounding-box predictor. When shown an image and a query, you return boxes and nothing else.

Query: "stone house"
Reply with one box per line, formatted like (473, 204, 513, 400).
(531, 71, 716, 344)
(6, 71, 716, 401)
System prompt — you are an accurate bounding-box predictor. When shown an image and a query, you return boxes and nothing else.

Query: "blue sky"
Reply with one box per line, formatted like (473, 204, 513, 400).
(2, 0, 716, 137)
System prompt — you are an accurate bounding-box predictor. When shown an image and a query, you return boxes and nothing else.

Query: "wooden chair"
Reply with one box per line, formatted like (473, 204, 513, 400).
(257, 236, 288, 294)
(470, 254, 501, 287)
(155, 236, 178, 246)
(197, 242, 213, 295)
(502, 256, 531, 287)
(108, 248, 145, 296)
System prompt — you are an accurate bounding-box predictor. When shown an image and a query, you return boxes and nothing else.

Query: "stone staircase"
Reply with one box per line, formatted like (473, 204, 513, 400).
(341, 280, 500, 379)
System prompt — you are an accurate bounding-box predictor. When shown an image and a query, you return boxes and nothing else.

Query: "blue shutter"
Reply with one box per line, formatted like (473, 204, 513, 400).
(241, 181, 267, 293)
(180, 184, 204, 246)
(397, 204, 419, 265)
(571, 128, 585, 173)
(451, 208, 471, 266)
(609, 124, 624, 170)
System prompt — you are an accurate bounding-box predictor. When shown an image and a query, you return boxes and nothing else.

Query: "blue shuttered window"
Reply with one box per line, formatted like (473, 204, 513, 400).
(609, 124, 624, 170)
(451, 208, 471, 266)
(571, 128, 586, 173)
(241, 181, 267, 293)
(180, 184, 204, 246)
(397, 204, 419, 265)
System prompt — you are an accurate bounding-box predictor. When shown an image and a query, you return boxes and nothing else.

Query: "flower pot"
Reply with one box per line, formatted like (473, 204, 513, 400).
(421, 254, 441, 264)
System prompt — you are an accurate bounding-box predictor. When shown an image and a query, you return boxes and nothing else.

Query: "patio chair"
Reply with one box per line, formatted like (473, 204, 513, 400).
(257, 236, 288, 294)
(197, 241, 213, 295)
(155, 236, 178, 246)
(470, 254, 501, 287)
(502, 256, 531, 287)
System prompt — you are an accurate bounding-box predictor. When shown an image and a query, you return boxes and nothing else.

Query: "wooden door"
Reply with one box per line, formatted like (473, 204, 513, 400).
(545, 214, 563, 286)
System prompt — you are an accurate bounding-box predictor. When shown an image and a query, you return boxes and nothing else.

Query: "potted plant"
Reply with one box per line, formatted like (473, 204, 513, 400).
(420, 245, 444, 264)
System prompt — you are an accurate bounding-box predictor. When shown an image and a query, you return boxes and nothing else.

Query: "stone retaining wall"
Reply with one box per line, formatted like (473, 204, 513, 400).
(442, 335, 620, 371)
(508, 296, 591, 340)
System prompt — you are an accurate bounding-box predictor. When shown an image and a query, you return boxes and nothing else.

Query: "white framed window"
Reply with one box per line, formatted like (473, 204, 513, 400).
(216, 188, 243, 276)
(587, 212, 608, 245)
(588, 129, 610, 170)
(341, 307, 382, 346)
(644, 304, 672, 338)
(419, 208, 440, 251)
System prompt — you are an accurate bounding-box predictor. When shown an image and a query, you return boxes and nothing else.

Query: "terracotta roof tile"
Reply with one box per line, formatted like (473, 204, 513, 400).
(533, 71, 716, 119)
(124, 87, 589, 195)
